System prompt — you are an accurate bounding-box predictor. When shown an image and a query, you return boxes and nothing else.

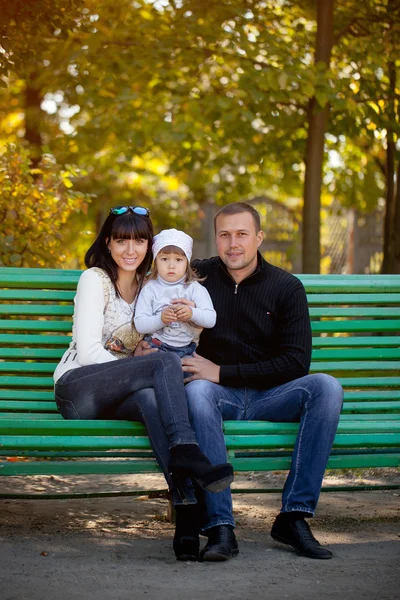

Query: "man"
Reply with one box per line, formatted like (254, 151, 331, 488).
(181, 202, 343, 561)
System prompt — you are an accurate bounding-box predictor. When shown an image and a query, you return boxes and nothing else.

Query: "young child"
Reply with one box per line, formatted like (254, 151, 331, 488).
(134, 228, 216, 362)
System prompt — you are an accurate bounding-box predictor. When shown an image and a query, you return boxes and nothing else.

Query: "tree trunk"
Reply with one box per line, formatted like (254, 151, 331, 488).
(301, 0, 334, 273)
(383, 160, 400, 273)
(381, 61, 397, 273)
(24, 73, 42, 167)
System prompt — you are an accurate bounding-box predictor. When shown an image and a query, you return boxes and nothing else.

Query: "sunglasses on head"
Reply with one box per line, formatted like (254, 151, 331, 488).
(110, 206, 150, 217)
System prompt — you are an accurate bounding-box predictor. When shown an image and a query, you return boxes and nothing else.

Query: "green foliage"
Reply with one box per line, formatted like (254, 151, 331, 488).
(1, 0, 400, 269)
(0, 144, 91, 267)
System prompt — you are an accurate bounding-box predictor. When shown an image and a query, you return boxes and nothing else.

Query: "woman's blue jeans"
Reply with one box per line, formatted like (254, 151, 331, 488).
(54, 353, 198, 505)
(184, 373, 344, 530)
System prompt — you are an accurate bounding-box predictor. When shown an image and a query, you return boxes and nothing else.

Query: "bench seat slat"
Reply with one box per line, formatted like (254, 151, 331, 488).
(0, 290, 75, 301)
(311, 336, 400, 348)
(1, 419, 399, 435)
(1, 432, 399, 451)
(0, 334, 71, 346)
(310, 360, 400, 371)
(342, 401, 400, 413)
(309, 307, 400, 317)
(0, 349, 64, 359)
(2, 359, 400, 374)
(0, 305, 73, 316)
(0, 320, 71, 332)
(231, 454, 400, 471)
(0, 391, 55, 400)
(1, 453, 399, 477)
(312, 348, 400, 360)
(0, 401, 58, 411)
(311, 320, 400, 332)
(306, 293, 400, 304)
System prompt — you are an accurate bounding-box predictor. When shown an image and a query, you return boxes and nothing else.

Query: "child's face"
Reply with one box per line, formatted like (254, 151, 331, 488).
(156, 251, 188, 283)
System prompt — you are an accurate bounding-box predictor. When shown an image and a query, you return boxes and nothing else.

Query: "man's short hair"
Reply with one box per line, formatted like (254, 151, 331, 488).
(214, 202, 261, 233)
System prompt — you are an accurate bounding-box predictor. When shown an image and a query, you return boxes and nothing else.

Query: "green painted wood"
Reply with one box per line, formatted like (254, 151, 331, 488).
(0, 460, 160, 476)
(0, 419, 148, 435)
(0, 290, 75, 301)
(0, 363, 58, 373)
(309, 307, 400, 317)
(1, 432, 399, 451)
(222, 421, 400, 435)
(0, 267, 81, 276)
(0, 305, 73, 316)
(0, 435, 152, 450)
(0, 320, 71, 332)
(306, 293, 400, 305)
(311, 336, 400, 348)
(341, 401, 400, 413)
(311, 320, 400, 332)
(312, 348, 400, 360)
(0, 274, 79, 289)
(0, 348, 64, 359)
(230, 454, 400, 471)
(2, 359, 399, 376)
(2, 419, 398, 436)
(0, 413, 63, 420)
(0, 334, 71, 346)
(338, 376, 400, 387)
(310, 360, 400, 372)
(0, 376, 54, 388)
(0, 401, 58, 411)
(343, 391, 400, 400)
(0, 391, 55, 400)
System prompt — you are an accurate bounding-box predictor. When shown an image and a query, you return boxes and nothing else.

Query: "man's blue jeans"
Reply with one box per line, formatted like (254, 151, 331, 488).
(185, 373, 343, 530)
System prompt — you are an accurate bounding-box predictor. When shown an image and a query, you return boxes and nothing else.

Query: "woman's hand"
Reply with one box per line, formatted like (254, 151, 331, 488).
(133, 340, 158, 356)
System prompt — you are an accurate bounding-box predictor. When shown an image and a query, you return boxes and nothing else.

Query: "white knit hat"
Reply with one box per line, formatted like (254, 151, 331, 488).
(152, 228, 193, 261)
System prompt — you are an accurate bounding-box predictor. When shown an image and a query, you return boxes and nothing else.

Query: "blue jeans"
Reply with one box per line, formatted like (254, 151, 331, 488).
(144, 337, 196, 379)
(54, 353, 198, 505)
(184, 373, 343, 530)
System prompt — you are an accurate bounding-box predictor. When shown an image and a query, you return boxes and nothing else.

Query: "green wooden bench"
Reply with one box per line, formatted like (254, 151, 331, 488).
(1, 267, 399, 499)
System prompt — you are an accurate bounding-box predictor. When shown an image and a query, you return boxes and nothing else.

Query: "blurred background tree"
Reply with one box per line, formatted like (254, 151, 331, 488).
(1, 0, 399, 272)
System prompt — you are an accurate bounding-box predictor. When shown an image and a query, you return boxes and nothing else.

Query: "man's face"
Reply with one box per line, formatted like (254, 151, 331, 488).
(215, 211, 263, 282)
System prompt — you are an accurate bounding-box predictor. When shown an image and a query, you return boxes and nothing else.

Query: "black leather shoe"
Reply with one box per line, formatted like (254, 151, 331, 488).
(271, 515, 333, 559)
(199, 525, 239, 562)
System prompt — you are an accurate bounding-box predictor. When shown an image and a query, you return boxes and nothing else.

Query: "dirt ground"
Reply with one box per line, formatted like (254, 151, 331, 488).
(1, 469, 399, 600)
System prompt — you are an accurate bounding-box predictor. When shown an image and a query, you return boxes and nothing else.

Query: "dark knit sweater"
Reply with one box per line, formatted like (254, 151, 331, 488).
(193, 253, 312, 389)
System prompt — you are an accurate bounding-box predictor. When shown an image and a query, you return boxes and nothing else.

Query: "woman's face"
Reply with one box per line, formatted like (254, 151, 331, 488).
(107, 236, 149, 277)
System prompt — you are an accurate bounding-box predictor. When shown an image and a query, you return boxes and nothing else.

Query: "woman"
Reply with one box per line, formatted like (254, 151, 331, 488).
(53, 206, 233, 559)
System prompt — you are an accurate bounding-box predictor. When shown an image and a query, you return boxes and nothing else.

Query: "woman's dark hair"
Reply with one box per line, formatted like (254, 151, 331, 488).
(85, 211, 154, 299)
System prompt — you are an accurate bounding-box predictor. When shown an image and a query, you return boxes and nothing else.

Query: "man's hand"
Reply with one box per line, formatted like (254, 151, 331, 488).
(173, 303, 193, 322)
(133, 339, 158, 356)
(181, 352, 220, 383)
(170, 298, 196, 308)
(161, 306, 177, 325)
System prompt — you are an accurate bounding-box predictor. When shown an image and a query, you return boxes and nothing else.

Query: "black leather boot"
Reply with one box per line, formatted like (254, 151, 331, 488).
(173, 504, 201, 561)
(199, 525, 239, 562)
(169, 444, 234, 494)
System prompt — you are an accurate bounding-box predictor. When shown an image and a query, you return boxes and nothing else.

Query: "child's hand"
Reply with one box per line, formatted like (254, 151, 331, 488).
(174, 303, 193, 322)
(161, 306, 177, 325)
